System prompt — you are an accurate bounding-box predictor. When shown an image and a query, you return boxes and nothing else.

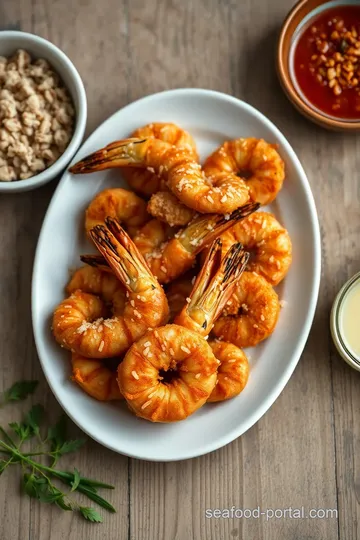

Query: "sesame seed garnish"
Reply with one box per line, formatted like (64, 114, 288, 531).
(160, 265, 167, 273)
(191, 276, 196, 285)
(131, 370, 139, 380)
(133, 309, 142, 319)
(186, 297, 191, 303)
(144, 341, 151, 347)
(181, 345, 191, 354)
(221, 195, 227, 203)
(148, 391, 156, 399)
(143, 347, 150, 357)
(260, 314, 265, 321)
(141, 399, 152, 410)
(169, 348, 175, 356)
(130, 299, 135, 307)
(98, 340, 104, 352)
(206, 195, 214, 203)
(195, 373, 200, 379)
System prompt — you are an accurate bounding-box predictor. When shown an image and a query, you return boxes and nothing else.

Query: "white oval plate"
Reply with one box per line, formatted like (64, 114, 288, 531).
(32, 89, 321, 461)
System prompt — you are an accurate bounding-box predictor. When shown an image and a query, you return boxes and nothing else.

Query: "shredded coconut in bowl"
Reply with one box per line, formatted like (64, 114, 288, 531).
(0, 49, 75, 182)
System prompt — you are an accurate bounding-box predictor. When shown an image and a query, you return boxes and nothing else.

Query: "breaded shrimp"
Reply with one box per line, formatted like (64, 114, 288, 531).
(203, 138, 285, 205)
(207, 341, 249, 403)
(80, 203, 259, 284)
(166, 273, 250, 403)
(52, 224, 169, 358)
(118, 240, 249, 422)
(147, 191, 195, 227)
(166, 274, 194, 321)
(122, 122, 199, 198)
(85, 188, 149, 237)
(69, 138, 251, 214)
(71, 353, 123, 401)
(216, 211, 292, 286)
(212, 271, 280, 348)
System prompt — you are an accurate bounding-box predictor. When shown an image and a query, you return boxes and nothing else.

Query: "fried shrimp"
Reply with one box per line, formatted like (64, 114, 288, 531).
(122, 123, 198, 198)
(212, 271, 280, 348)
(52, 224, 169, 358)
(66, 265, 126, 311)
(207, 341, 249, 403)
(166, 274, 194, 320)
(85, 188, 149, 237)
(71, 353, 123, 401)
(118, 240, 248, 422)
(217, 211, 292, 286)
(203, 138, 285, 205)
(80, 203, 259, 284)
(69, 137, 251, 214)
(173, 240, 249, 335)
(118, 325, 218, 422)
(147, 191, 195, 227)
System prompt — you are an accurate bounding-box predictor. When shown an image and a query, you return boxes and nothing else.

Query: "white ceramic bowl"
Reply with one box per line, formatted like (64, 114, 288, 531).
(32, 89, 321, 461)
(0, 31, 87, 193)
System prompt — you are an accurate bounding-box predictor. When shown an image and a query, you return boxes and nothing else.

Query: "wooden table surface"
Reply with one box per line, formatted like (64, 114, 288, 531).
(0, 0, 359, 538)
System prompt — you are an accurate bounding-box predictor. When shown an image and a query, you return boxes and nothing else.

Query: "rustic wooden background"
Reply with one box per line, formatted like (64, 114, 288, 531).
(0, 0, 359, 538)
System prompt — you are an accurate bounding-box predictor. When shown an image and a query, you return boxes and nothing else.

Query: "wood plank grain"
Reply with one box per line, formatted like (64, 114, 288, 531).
(0, 1, 131, 539)
(2, 0, 360, 538)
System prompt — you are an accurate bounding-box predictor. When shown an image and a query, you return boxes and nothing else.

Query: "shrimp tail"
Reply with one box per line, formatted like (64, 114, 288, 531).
(89, 219, 155, 291)
(69, 138, 150, 174)
(180, 201, 260, 254)
(174, 240, 249, 334)
(80, 254, 112, 273)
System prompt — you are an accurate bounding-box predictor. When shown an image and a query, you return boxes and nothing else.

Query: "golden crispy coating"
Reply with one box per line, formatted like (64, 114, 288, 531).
(122, 123, 198, 198)
(118, 325, 218, 422)
(69, 137, 251, 214)
(81, 203, 258, 284)
(216, 211, 292, 286)
(85, 188, 149, 237)
(53, 226, 169, 358)
(147, 191, 195, 227)
(203, 138, 285, 205)
(213, 271, 280, 348)
(207, 341, 249, 402)
(71, 353, 123, 401)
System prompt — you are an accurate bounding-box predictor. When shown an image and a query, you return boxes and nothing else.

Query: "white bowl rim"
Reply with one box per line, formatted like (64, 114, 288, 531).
(0, 30, 87, 192)
(32, 88, 322, 461)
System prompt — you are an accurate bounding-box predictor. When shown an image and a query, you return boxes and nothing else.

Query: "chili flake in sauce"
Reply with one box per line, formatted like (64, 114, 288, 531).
(293, 5, 360, 119)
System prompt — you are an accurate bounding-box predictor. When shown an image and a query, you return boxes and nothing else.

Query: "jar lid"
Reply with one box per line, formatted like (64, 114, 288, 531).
(330, 271, 360, 371)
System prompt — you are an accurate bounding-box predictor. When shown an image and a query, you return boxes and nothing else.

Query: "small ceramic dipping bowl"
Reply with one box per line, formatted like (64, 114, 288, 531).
(331, 271, 360, 371)
(277, 0, 360, 131)
(0, 31, 87, 193)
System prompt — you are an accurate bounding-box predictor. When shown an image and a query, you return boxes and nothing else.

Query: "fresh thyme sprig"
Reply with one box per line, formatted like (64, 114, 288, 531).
(0, 380, 116, 523)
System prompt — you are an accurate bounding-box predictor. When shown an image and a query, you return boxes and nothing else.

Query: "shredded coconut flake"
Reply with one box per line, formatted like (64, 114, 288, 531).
(141, 399, 152, 410)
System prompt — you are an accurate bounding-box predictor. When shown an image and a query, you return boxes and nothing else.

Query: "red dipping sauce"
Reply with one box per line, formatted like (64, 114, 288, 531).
(292, 5, 360, 119)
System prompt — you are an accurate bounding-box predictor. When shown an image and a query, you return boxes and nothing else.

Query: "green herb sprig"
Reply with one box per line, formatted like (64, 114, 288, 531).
(0, 380, 115, 523)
